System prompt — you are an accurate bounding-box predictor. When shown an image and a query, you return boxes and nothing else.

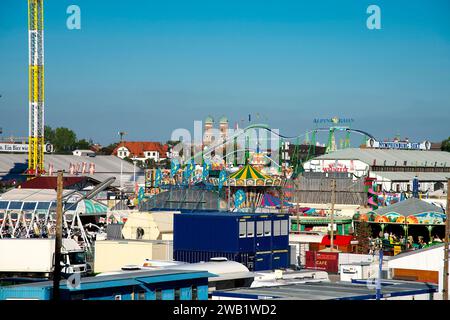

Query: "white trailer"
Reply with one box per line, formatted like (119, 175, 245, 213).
(0, 238, 87, 278)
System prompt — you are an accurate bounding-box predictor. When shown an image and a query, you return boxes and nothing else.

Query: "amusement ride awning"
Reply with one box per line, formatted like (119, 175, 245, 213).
(353, 198, 445, 225)
(66, 199, 108, 215)
(225, 164, 284, 187)
(261, 193, 293, 207)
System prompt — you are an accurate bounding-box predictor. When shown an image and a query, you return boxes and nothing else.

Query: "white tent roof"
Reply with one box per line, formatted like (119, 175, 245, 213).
(314, 148, 450, 168)
(0, 188, 74, 202)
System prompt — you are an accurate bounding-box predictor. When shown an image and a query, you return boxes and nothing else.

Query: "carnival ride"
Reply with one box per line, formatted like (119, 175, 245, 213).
(27, 0, 46, 176)
(0, 198, 93, 251)
(176, 123, 375, 182)
(142, 122, 376, 213)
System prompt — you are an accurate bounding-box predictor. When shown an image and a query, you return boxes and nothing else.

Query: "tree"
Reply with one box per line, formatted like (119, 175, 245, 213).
(98, 142, 118, 155)
(355, 221, 372, 254)
(44, 125, 55, 144)
(53, 127, 77, 154)
(144, 158, 157, 169)
(75, 139, 91, 150)
(159, 158, 171, 169)
(442, 137, 450, 152)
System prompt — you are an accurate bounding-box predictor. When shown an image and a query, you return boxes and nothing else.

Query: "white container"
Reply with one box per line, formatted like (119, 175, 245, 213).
(0, 238, 85, 275)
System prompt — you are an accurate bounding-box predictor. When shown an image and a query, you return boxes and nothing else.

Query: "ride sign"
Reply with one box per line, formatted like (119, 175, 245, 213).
(0, 143, 54, 153)
(323, 162, 349, 173)
(366, 138, 431, 151)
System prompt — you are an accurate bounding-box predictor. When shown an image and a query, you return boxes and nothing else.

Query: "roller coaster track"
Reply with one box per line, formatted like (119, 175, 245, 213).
(184, 123, 375, 165)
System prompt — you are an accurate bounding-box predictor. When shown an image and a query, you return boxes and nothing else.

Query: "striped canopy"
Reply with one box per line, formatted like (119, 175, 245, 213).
(208, 164, 284, 187)
(229, 164, 270, 180)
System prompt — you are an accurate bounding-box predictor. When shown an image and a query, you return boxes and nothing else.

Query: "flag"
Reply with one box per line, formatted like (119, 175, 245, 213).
(186, 159, 195, 176)
(202, 159, 211, 180)
(170, 159, 180, 177)
(234, 189, 246, 208)
(218, 169, 227, 190)
(138, 187, 145, 203)
(183, 159, 195, 184)
(155, 168, 162, 187)
(412, 176, 419, 198)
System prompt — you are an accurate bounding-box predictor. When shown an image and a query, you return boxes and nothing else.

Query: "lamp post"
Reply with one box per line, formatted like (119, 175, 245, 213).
(330, 179, 336, 250)
(52, 175, 116, 300)
(376, 245, 383, 300)
(132, 157, 137, 185)
(443, 178, 450, 300)
(118, 131, 127, 210)
(52, 171, 64, 301)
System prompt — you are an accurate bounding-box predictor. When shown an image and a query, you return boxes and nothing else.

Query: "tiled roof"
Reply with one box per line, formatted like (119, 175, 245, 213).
(113, 141, 168, 158)
(18, 176, 93, 189)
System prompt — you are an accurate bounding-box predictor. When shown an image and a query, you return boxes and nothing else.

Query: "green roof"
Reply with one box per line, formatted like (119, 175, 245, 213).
(369, 198, 444, 217)
(83, 199, 108, 214)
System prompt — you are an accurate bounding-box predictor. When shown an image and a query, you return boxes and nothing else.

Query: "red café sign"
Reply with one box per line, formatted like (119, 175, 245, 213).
(305, 251, 339, 273)
(323, 162, 348, 173)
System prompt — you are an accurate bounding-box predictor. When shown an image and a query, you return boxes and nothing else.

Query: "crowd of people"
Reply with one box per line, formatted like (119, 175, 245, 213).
(368, 230, 444, 254)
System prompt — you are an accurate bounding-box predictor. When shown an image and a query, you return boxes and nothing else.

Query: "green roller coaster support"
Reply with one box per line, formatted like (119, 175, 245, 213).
(306, 130, 317, 163)
(326, 128, 335, 153)
(311, 130, 316, 158)
(245, 135, 250, 165)
(233, 136, 238, 166)
(292, 137, 300, 174)
(345, 130, 351, 148)
(295, 137, 305, 176)
(278, 138, 283, 173)
(361, 134, 368, 147)
(223, 141, 227, 165)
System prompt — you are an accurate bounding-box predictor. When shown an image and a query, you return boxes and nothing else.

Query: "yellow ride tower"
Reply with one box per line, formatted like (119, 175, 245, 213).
(27, 0, 45, 175)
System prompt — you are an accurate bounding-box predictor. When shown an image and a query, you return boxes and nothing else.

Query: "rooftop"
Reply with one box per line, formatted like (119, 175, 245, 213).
(212, 279, 437, 300)
(177, 211, 289, 218)
(313, 148, 450, 168)
(372, 171, 450, 181)
(113, 141, 168, 158)
(0, 154, 144, 188)
(17, 176, 98, 190)
(3, 269, 217, 291)
(370, 197, 444, 216)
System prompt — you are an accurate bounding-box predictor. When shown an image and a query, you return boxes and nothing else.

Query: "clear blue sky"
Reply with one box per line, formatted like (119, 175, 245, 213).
(1, 0, 449, 145)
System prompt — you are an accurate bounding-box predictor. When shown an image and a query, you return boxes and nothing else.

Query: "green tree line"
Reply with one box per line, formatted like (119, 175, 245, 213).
(442, 137, 450, 152)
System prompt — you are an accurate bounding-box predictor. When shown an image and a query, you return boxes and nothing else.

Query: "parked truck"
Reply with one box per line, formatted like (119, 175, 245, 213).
(0, 239, 87, 278)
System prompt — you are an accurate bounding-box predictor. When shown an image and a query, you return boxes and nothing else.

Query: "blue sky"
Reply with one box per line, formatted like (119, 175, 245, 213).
(1, 0, 449, 145)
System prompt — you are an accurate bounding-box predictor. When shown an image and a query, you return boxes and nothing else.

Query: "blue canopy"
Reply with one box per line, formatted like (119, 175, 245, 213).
(262, 193, 293, 207)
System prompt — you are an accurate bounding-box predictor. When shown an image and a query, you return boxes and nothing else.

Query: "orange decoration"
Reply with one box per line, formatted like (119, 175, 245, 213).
(375, 215, 389, 223)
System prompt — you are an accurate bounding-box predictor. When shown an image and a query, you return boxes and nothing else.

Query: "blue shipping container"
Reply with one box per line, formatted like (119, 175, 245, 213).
(173, 211, 290, 271)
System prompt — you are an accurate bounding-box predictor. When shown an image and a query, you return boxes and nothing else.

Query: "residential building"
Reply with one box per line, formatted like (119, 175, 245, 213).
(113, 141, 169, 163)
